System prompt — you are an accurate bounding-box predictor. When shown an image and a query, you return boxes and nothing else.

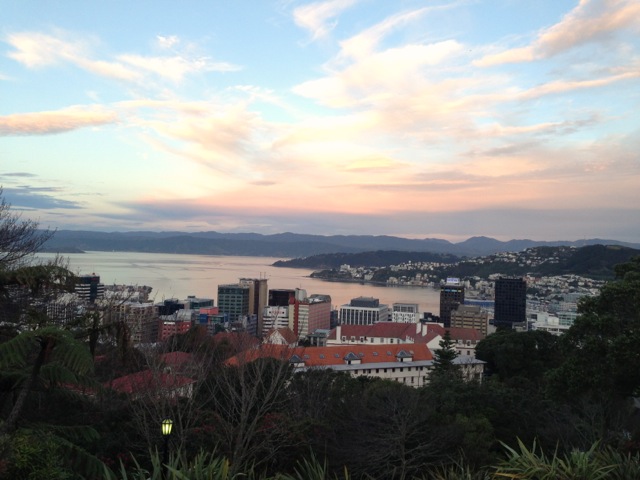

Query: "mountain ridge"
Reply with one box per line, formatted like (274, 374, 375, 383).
(41, 230, 640, 258)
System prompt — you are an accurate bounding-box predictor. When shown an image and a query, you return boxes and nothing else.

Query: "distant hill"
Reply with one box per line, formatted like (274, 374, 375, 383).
(273, 250, 460, 269)
(281, 245, 640, 281)
(41, 230, 640, 259)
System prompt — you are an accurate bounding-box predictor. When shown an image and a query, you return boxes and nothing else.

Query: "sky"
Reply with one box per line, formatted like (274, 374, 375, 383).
(1, 0, 639, 243)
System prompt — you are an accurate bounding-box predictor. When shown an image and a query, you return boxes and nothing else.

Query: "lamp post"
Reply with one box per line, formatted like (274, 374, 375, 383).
(161, 418, 173, 480)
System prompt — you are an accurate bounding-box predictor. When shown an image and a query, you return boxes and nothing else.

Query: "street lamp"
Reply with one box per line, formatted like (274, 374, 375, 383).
(161, 419, 173, 479)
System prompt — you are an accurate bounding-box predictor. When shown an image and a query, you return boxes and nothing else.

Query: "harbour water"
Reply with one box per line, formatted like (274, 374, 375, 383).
(37, 251, 441, 313)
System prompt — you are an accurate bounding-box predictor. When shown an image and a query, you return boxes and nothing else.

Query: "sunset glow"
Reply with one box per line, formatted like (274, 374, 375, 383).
(2, 0, 639, 242)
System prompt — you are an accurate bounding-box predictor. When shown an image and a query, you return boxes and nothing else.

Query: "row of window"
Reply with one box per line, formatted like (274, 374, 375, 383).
(352, 365, 427, 375)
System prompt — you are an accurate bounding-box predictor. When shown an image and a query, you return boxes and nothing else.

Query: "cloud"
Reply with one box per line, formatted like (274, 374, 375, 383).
(157, 35, 180, 49)
(477, 0, 640, 66)
(293, 0, 361, 41)
(2, 187, 82, 209)
(5, 30, 239, 84)
(117, 54, 240, 83)
(0, 106, 117, 135)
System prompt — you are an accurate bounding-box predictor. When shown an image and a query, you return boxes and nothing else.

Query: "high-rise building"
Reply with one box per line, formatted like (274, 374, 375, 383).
(450, 304, 489, 338)
(239, 278, 268, 336)
(75, 274, 104, 303)
(494, 277, 527, 328)
(217, 284, 250, 323)
(440, 279, 464, 328)
(268, 289, 295, 307)
(289, 290, 332, 339)
(339, 296, 389, 326)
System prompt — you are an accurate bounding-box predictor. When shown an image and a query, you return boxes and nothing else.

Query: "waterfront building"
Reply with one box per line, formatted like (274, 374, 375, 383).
(182, 295, 214, 310)
(75, 274, 104, 303)
(494, 277, 527, 328)
(339, 296, 390, 326)
(439, 279, 464, 328)
(392, 303, 420, 323)
(217, 283, 250, 323)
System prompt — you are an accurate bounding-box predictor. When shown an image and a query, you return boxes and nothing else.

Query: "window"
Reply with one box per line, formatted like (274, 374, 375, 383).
(376, 368, 379, 373)
(341, 336, 346, 341)
(390, 339, 394, 343)
(411, 377, 415, 384)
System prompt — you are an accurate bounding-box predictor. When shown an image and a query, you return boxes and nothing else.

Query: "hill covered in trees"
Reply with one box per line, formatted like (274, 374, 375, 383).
(282, 244, 640, 281)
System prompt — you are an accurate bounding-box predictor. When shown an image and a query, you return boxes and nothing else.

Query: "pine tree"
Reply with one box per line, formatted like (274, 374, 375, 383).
(432, 330, 459, 377)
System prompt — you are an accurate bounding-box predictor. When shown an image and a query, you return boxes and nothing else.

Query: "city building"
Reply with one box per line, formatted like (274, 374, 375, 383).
(328, 322, 443, 351)
(391, 302, 420, 323)
(262, 305, 290, 336)
(339, 296, 390, 326)
(74, 274, 104, 303)
(268, 289, 295, 307)
(439, 279, 464, 328)
(239, 278, 268, 337)
(226, 343, 485, 387)
(450, 304, 489, 338)
(494, 277, 527, 328)
(217, 283, 250, 323)
(157, 309, 197, 341)
(289, 291, 332, 339)
(182, 296, 214, 310)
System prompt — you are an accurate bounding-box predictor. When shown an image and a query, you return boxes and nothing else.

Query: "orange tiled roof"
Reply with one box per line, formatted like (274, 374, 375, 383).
(108, 370, 195, 394)
(226, 343, 433, 367)
(329, 322, 445, 343)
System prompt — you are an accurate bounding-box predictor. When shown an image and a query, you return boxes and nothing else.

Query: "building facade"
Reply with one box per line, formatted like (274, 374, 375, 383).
(494, 277, 527, 328)
(391, 303, 420, 323)
(217, 283, 250, 323)
(339, 297, 389, 326)
(450, 304, 489, 338)
(439, 279, 465, 328)
(290, 293, 332, 339)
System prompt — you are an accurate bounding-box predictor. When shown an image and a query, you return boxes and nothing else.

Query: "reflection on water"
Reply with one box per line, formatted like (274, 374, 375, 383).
(37, 251, 441, 313)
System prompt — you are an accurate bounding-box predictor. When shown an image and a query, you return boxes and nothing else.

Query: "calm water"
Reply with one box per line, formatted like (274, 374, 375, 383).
(37, 251, 441, 313)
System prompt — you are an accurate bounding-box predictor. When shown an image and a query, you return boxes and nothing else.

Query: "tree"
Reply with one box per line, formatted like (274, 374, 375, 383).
(432, 330, 459, 377)
(547, 256, 640, 400)
(198, 346, 295, 476)
(475, 329, 561, 384)
(0, 188, 53, 270)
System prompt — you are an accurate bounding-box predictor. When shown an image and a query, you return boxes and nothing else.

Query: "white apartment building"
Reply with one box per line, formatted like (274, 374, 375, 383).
(391, 303, 420, 323)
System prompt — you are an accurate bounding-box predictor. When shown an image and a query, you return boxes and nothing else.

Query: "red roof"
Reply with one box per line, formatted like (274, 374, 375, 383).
(264, 327, 298, 345)
(226, 343, 433, 367)
(108, 370, 195, 395)
(447, 327, 483, 342)
(329, 322, 445, 344)
(160, 351, 194, 367)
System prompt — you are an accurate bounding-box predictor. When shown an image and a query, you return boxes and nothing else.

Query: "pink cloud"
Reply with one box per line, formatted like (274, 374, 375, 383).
(0, 107, 117, 135)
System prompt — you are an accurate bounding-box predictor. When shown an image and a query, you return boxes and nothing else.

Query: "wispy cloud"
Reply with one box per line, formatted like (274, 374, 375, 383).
(476, 0, 640, 66)
(5, 30, 239, 84)
(293, 0, 361, 41)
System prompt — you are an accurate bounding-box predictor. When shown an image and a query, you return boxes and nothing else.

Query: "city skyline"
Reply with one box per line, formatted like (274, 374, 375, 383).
(2, 0, 639, 242)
